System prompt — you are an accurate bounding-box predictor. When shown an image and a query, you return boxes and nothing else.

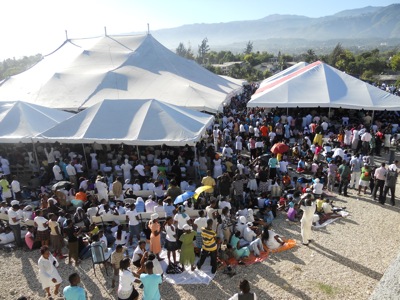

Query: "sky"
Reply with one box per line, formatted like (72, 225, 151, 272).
(0, 0, 396, 60)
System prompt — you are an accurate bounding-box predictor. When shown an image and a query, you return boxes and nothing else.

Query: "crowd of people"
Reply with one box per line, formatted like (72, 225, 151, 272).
(0, 84, 399, 299)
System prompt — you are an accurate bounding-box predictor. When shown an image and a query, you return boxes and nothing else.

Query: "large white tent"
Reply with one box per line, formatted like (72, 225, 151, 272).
(0, 101, 72, 143)
(258, 62, 308, 88)
(34, 99, 214, 146)
(248, 61, 400, 110)
(0, 34, 240, 113)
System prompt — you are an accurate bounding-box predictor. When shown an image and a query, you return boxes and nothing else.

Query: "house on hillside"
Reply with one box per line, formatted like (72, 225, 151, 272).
(211, 61, 243, 75)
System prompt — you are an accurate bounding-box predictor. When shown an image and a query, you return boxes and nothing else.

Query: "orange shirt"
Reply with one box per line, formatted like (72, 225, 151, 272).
(75, 192, 87, 202)
(260, 126, 268, 136)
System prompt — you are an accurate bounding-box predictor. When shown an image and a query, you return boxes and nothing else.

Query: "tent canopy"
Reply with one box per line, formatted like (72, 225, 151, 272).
(248, 61, 400, 111)
(0, 34, 240, 113)
(34, 99, 214, 146)
(0, 101, 72, 143)
(259, 62, 308, 88)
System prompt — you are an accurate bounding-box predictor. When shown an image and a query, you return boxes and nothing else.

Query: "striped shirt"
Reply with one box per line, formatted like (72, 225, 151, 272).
(201, 227, 217, 252)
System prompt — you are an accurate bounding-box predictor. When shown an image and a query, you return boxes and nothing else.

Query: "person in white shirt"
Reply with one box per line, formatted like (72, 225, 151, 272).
(134, 162, 146, 183)
(219, 197, 232, 210)
(151, 164, 159, 180)
(121, 159, 132, 182)
(8, 200, 23, 247)
(126, 204, 141, 246)
(145, 196, 157, 213)
(222, 144, 233, 158)
(228, 279, 258, 300)
(10, 175, 21, 200)
(95, 176, 109, 202)
(52, 161, 63, 181)
(193, 210, 208, 250)
(174, 206, 191, 245)
(242, 223, 264, 256)
(66, 161, 77, 189)
(123, 179, 133, 191)
(163, 216, 178, 265)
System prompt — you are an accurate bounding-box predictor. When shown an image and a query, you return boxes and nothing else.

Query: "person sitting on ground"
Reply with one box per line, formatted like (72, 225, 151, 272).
(242, 222, 264, 257)
(118, 257, 141, 300)
(111, 244, 128, 289)
(230, 230, 250, 262)
(287, 203, 299, 222)
(261, 224, 288, 251)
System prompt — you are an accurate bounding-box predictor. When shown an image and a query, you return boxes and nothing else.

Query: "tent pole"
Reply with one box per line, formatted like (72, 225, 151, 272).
(136, 146, 140, 159)
(328, 107, 331, 119)
(82, 143, 89, 173)
(371, 110, 375, 126)
(286, 107, 288, 116)
(31, 139, 40, 170)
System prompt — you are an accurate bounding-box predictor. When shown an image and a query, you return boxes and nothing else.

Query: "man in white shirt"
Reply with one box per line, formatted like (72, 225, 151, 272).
(222, 145, 233, 158)
(52, 161, 64, 181)
(126, 203, 141, 246)
(242, 223, 264, 256)
(11, 175, 21, 200)
(66, 161, 77, 189)
(360, 130, 372, 155)
(8, 200, 23, 247)
(151, 164, 159, 180)
(145, 196, 157, 213)
(134, 162, 146, 186)
(372, 162, 387, 201)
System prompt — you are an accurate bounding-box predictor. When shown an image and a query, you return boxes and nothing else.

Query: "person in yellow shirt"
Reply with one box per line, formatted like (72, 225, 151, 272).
(201, 170, 216, 196)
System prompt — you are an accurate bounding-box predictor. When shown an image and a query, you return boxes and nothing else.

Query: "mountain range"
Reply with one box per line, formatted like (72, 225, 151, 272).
(149, 4, 400, 54)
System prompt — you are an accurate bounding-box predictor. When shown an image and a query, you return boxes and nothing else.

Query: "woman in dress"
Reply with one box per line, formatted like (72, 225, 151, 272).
(38, 245, 62, 298)
(114, 224, 128, 246)
(90, 152, 98, 171)
(179, 224, 197, 271)
(34, 209, 50, 247)
(343, 127, 352, 148)
(149, 213, 163, 261)
(213, 154, 223, 179)
(118, 258, 140, 300)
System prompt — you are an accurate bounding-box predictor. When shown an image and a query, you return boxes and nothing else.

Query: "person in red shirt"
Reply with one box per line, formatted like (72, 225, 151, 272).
(260, 125, 269, 140)
(74, 188, 87, 202)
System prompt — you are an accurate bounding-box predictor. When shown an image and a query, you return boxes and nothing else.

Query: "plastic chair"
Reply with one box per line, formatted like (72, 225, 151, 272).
(91, 243, 110, 275)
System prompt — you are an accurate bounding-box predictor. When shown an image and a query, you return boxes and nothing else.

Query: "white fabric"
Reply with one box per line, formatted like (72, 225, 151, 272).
(313, 211, 349, 228)
(126, 209, 139, 226)
(248, 61, 400, 111)
(0, 34, 240, 113)
(0, 101, 72, 143)
(34, 99, 214, 146)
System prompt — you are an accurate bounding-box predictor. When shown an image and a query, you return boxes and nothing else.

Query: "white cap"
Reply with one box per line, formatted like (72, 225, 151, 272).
(10, 200, 19, 206)
(239, 216, 246, 224)
(183, 224, 192, 231)
(151, 213, 159, 221)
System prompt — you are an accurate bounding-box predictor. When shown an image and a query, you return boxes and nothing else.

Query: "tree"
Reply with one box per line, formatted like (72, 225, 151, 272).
(244, 41, 253, 55)
(303, 49, 317, 63)
(329, 43, 345, 66)
(176, 42, 194, 60)
(197, 37, 210, 65)
(390, 52, 400, 71)
(176, 43, 187, 58)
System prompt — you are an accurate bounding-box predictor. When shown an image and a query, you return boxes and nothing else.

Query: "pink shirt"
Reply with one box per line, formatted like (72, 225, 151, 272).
(25, 232, 34, 249)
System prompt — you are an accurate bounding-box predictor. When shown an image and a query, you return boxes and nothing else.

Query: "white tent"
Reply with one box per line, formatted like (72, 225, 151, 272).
(0, 101, 72, 143)
(0, 34, 240, 113)
(248, 61, 400, 110)
(34, 99, 214, 146)
(259, 62, 308, 88)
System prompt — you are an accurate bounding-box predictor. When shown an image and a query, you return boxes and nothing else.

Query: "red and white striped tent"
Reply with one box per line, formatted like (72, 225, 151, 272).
(248, 61, 400, 111)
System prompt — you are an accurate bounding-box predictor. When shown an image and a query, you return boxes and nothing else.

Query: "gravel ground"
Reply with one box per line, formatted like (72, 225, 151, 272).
(1, 156, 400, 300)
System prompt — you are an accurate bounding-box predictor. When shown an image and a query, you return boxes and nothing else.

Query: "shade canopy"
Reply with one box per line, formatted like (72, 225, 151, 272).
(259, 62, 308, 88)
(0, 34, 240, 113)
(34, 99, 214, 146)
(248, 61, 400, 110)
(0, 101, 72, 143)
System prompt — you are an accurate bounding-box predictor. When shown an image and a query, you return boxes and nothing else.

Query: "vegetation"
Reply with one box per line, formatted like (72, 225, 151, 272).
(0, 54, 42, 81)
(174, 38, 399, 83)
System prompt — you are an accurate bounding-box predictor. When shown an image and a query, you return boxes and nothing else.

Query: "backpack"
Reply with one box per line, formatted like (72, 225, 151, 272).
(166, 263, 183, 274)
(386, 170, 397, 187)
